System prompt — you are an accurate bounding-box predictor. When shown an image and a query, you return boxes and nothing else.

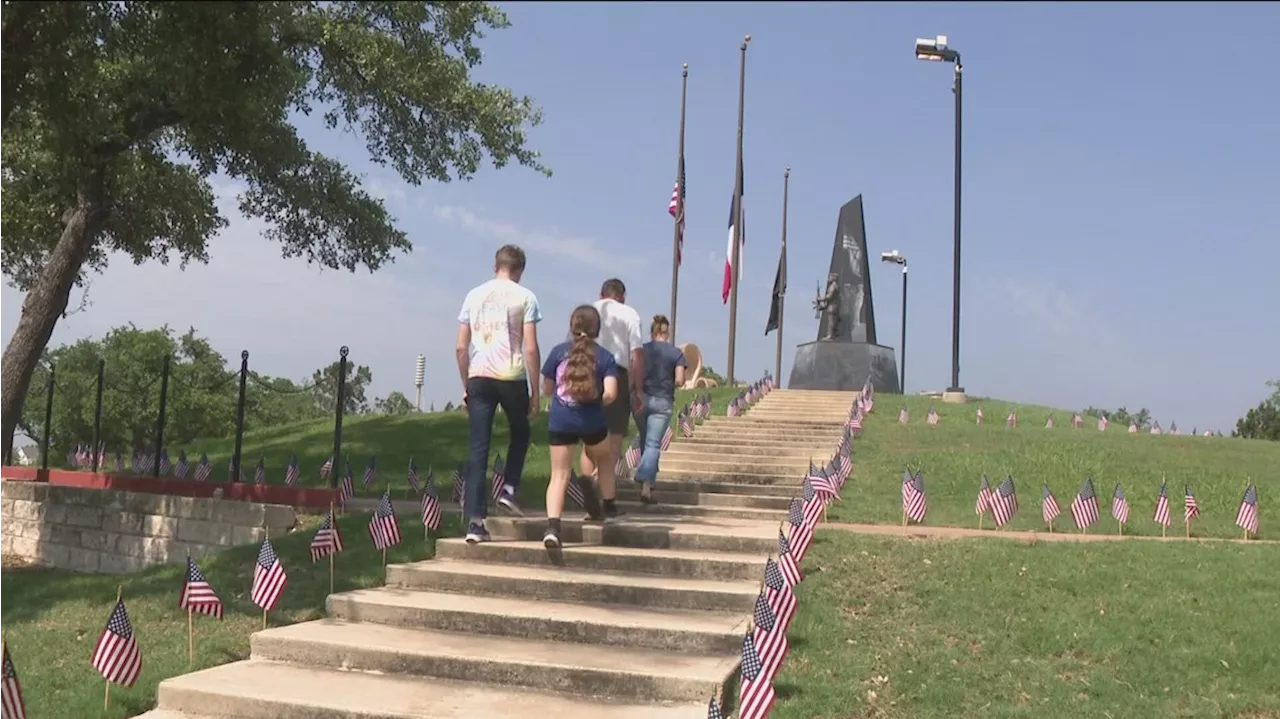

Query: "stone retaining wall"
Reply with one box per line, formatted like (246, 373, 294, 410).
(0, 481, 296, 574)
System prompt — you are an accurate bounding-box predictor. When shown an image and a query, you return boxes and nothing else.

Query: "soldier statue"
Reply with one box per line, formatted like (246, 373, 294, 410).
(812, 273, 841, 341)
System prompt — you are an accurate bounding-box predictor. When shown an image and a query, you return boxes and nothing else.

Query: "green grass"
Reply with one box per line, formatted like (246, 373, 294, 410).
(0, 512, 462, 719)
(826, 394, 1280, 539)
(160, 386, 744, 507)
(775, 530, 1280, 719)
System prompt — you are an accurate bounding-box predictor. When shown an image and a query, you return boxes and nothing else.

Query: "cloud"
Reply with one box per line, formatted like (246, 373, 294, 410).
(432, 204, 636, 273)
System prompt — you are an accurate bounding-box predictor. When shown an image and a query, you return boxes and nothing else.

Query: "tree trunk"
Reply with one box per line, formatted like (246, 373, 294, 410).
(1, 168, 108, 461)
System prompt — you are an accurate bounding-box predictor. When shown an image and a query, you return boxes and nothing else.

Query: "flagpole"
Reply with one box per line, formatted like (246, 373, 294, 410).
(726, 33, 751, 386)
(669, 62, 689, 341)
(774, 167, 789, 384)
(329, 501, 336, 596)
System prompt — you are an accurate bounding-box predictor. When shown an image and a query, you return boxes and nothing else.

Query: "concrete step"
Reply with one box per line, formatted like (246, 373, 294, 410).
(724, 416, 846, 429)
(251, 620, 738, 704)
(326, 587, 746, 654)
(658, 469, 802, 486)
(659, 456, 810, 474)
(660, 443, 818, 459)
(680, 434, 839, 450)
(155, 660, 710, 718)
(614, 500, 787, 522)
(435, 538, 767, 582)
(739, 411, 849, 423)
(483, 515, 780, 555)
(614, 487, 791, 510)
(623, 478, 801, 497)
(387, 557, 759, 612)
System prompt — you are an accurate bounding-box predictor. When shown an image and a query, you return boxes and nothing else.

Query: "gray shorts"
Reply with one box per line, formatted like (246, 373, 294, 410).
(605, 368, 633, 434)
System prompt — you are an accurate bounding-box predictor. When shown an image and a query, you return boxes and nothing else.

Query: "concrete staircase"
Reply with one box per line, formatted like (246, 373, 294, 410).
(138, 389, 856, 719)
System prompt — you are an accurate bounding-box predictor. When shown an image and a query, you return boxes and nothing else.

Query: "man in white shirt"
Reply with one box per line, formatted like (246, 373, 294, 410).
(580, 278, 644, 483)
(455, 245, 542, 544)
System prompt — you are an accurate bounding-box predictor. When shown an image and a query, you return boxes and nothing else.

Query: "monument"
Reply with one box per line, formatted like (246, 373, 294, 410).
(787, 195, 901, 393)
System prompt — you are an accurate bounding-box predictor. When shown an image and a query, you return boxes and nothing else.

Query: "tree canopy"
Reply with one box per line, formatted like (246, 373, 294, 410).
(0, 1, 546, 459)
(1234, 380, 1280, 441)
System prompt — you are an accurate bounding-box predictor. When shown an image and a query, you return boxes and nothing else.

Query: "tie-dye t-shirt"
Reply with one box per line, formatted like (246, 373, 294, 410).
(541, 341, 618, 434)
(458, 278, 543, 380)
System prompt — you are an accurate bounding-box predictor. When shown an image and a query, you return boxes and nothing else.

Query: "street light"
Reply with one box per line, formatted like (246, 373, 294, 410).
(880, 251, 908, 394)
(914, 34, 964, 399)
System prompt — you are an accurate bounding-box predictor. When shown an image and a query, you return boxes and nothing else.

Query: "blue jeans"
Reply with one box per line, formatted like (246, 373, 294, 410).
(464, 377, 530, 521)
(634, 395, 673, 485)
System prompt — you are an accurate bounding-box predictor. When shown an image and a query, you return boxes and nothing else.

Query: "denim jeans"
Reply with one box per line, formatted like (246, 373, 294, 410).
(465, 377, 531, 521)
(634, 395, 674, 485)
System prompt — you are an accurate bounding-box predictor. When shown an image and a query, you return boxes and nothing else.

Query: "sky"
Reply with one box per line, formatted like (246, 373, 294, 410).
(3, 2, 1278, 435)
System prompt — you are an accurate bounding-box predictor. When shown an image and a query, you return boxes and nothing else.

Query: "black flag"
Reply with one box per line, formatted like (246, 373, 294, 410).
(765, 243, 786, 334)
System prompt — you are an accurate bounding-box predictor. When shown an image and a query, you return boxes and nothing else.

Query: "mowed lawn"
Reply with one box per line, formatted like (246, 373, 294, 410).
(825, 394, 1280, 540)
(151, 385, 744, 507)
(1, 513, 462, 719)
(776, 530, 1280, 719)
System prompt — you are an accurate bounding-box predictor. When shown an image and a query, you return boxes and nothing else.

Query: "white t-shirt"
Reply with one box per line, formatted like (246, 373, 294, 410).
(458, 278, 543, 380)
(592, 298, 643, 372)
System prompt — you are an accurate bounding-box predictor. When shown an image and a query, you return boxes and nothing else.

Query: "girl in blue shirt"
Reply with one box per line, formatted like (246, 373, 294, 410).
(540, 304, 622, 547)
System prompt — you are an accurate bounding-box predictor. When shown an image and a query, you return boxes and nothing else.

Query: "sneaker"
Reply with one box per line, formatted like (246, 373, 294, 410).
(603, 501, 626, 525)
(464, 522, 491, 544)
(497, 486, 524, 516)
(639, 487, 657, 506)
(543, 524, 562, 549)
(575, 475, 605, 522)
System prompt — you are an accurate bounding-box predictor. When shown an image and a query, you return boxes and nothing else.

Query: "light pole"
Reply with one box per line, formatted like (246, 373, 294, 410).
(915, 33, 964, 397)
(880, 251, 908, 393)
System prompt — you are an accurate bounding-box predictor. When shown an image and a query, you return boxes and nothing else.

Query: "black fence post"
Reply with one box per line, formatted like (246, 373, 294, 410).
(40, 364, 56, 471)
(330, 346, 349, 490)
(91, 358, 105, 472)
(152, 355, 171, 478)
(232, 350, 249, 483)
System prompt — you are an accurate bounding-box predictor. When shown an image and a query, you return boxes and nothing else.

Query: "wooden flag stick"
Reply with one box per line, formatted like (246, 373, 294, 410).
(1048, 518, 1054, 533)
(1186, 518, 1191, 539)
(188, 607, 195, 666)
(1119, 519, 1123, 536)
(382, 547, 388, 567)
(1162, 524, 1166, 539)
(106, 584, 122, 710)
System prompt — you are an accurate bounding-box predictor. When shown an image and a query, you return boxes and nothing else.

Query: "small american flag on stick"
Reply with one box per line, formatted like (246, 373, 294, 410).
(320, 455, 333, 478)
(976, 405, 984, 424)
(254, 457, 266, 486)
(92, 597, 142, 688)
(750, 592, 788, 681)
(421, 479, 442, 532)
(737, 631, 775, 719)
(777, 529, 802, 586)
(369, 490, 402, 550)
(680, 411, 694, 438)
(898, 406, 909, 424)
(1072, 413, 1083, 428)
(2, 640, 28, 719)
(1153, 482, 1171, 528)
(309, 512, 344, 562)
(250, 539, 287, 611)
(180, 556, 224, 619)
(763, 558, 798, 632)
(175, 450, 190, 479)
(490, 454, 507, 501)
(1184, 485, 1200, 523)
(1111, 484, 1130, 526)
(787, 498, 814, 563)
(1006, 409, 1018, 427)
(194, 453, 212, 482)
(1045, 414, 1056, 429)
(1235, 484, 1259, 536)
(362, 456, 378, 488)
(407, 458, 421, 494)
(285, 454, 300, 487)
(707, 696, 724, 719)
(660, 424, 674, 451)
(975, 475, 992, 517)
(566, 470, 589, 509)
(902, 469, 927, 523)
(1071, 478, 1100, 530)
(451, 462, 466, 503)
(926, 406, 939, 425)
(990, 476, 1018, 527)
(625, 437, 642, 470)
(340, 463, 355, 506)
(1042, 483, 1061, 526)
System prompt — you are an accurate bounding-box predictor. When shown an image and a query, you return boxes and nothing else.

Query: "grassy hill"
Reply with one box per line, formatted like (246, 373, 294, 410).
(172, 385, 745, 503)
(830, 394, 1279, 539)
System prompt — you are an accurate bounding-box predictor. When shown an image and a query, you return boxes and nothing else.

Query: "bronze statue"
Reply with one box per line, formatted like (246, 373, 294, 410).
(812, 273, 840, 341)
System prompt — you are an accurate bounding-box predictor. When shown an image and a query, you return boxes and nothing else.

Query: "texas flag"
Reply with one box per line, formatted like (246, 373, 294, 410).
(722, 169, 745, 304)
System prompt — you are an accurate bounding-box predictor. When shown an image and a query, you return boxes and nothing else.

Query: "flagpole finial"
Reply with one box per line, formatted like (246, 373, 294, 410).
(785, 166, 790, 177)
(682, 62, 688, 70)
(744, 34, 752, 43)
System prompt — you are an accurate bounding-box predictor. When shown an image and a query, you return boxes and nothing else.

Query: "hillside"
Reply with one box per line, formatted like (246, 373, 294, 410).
(828, 394, 1278, 539)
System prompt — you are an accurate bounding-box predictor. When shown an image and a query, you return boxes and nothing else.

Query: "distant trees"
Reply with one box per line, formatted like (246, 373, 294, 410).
(374, 391, 415, 416)
(310, 361, 374, 416)
(1083, 406, 1152, 430)
(1234, 380, 1280, 441)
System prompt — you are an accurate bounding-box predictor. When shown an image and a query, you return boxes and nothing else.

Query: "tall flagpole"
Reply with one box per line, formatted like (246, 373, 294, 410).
(775, 166, 789, 384)
(726, 34, 751, 386)
(669, 63, 689, 342)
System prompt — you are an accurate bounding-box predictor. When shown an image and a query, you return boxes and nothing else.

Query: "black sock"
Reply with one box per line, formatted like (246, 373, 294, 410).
(602, 498, 617, 513)
(547, 517, 562, 532)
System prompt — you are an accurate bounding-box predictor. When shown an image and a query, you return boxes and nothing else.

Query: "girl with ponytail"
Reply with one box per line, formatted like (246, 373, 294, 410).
(539, 305, 622, 547)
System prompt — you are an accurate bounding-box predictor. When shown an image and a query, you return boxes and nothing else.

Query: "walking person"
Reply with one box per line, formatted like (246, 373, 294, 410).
(542, 305, 623, 548)
(633, 315, 687, 502)
(579, 279, 644, 487)
(455, 245, 542, 544)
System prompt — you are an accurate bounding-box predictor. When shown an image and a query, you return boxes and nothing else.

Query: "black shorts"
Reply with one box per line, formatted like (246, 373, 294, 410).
(548, 430, 609, 447)
(604, 368, 634, 434)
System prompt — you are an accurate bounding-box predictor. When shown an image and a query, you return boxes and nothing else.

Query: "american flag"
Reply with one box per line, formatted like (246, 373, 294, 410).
(750, 592, 789, 680)
(1072, 413, 1083, 428)
(1170, 421, 1180, 436)
(1235, 485, 1259, 535)
(136, 451, 153, 474)
(194, 453, 212, 482)
(806, 463, 839, 500)
(180, 556, 224, 619)
(926, 406, 939, 425)
(407, 458, 422, 494)
(254, 457, 266, 486)
(990, 476, 1018, 526)
(1042, 483, 1061, 524)
(776, 530, 802, 586)
(285, 454, 300, 487)
(669, 159, 686, 264)
(451, 462, 466, 503)
(174, 450, 190, 479)
(421, 478, 442, 531)
(727, 397, 740, 417)
(615, 455, 630, 480)
(1129, 422, 1139, 434)
(902, 470, 927, 523)
(250, 538, 287, 611)
(1045, 414, 1056, 429)
(625, 438, 642, 470)
(661, 424, 674, 451)
(1184, 485, 1200, 522)
(158, 449, 171, 475)
(92, 599, 142, 687)
(763, 558, 798, 632)
(369, 490, 402, 550)
(1006, 409, 1018, 427)
(1098, 414, 1109, 432)
(1153, 482, 1171, 528)
(897, 405, 909, 424)
(787, 498, 815, 563)
(975, 475, 992, 516)
(1071, 478, 1100, 529)
(114, 450, 124, 472)
(707, 697, 724, 719)
(834, 451, 853, 488)
(340, 463, 355, 506)
(566, 470, 588, 509)
(309, 512, 344, 562)
(1111, 484, 1129, 524)
(320, 454, 334, 478)
(491, 454, 507, 500)
(679, 411, 694, 438)
(2, 641, 27, 719)
(976, 405, 984, 424)
(362, 456, 377, 488)
(1151, 421, 1163, 436)
(737, 632, 775, 719)
(848, 409, 863, 432)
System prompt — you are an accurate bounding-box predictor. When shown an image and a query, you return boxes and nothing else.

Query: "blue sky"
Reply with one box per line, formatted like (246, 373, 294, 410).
(3, 2, 1277, 434)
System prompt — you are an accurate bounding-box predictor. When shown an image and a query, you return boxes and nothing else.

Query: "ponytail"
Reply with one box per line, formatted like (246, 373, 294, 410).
(564, 305, 602, 402)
